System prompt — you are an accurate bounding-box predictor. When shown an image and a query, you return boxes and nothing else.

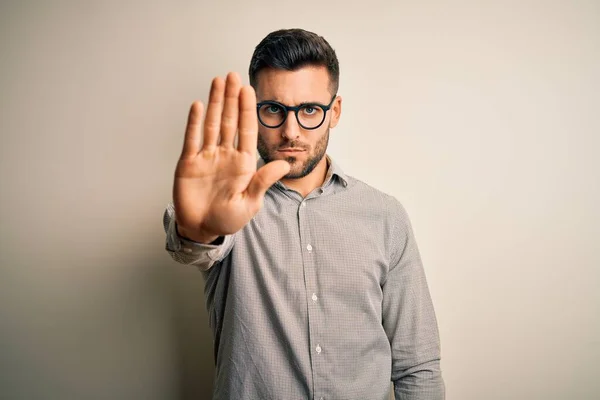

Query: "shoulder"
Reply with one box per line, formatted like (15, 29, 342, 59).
(344, 176, 417, 266)
(344, 175, 410, 221)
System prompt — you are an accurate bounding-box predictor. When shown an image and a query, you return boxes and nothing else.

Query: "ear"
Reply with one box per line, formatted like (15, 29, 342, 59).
(329, 95, 342, 129)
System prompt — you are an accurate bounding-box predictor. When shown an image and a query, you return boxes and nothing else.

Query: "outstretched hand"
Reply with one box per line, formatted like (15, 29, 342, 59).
(173, 72, 290, 243)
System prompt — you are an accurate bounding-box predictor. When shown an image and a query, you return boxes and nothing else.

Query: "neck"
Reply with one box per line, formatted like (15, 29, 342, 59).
(280, 156, 329, 198)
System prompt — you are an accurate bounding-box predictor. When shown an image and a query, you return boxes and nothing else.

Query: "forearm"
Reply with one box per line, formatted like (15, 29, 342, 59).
(393, 359, 445, 400)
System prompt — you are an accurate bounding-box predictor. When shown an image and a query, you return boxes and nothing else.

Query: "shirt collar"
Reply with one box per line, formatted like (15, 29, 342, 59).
(324, 155, 349, 188)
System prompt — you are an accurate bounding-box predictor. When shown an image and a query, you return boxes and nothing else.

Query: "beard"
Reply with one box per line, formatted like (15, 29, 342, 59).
(257, 128, 330, 179)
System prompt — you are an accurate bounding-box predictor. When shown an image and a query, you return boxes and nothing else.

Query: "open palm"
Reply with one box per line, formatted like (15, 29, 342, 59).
(173, 73, 290, 243)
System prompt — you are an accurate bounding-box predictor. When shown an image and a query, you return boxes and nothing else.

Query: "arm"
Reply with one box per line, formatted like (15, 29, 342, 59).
(382, 202, 445, 400)
(165, 72, 289, 270)
(163, 202, 234, 271)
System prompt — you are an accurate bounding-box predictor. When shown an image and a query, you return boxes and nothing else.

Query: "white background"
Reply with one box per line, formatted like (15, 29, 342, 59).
(1, 1, 598, 399)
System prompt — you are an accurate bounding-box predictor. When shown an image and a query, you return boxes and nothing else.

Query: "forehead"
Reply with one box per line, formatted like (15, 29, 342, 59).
(255, 66, 331, 103)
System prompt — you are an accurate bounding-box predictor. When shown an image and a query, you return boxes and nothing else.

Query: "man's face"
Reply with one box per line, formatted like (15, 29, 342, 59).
(255, 66, 341, 179)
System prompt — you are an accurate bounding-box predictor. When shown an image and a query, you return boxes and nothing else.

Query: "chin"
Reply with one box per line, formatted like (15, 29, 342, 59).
(284, 171, 307, 180)
(285, 156, 324, 179)
(282, 159, 304, 179)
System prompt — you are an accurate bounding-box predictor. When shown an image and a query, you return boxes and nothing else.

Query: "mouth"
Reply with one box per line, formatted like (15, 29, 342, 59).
(278, 148, 305, 154)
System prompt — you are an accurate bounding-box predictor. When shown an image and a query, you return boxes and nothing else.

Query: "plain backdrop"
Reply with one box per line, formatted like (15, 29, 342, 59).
(1, 1, 598, 399)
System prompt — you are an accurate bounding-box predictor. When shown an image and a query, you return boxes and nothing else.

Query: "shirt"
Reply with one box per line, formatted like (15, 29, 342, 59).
(163, 156, 445, 400)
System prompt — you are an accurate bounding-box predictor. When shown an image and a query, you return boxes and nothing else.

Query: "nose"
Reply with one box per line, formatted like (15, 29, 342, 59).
(281, 110, 300, 140)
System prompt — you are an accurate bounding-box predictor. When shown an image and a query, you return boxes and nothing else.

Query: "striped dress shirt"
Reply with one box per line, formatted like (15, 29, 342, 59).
(163, 156, 444, 400)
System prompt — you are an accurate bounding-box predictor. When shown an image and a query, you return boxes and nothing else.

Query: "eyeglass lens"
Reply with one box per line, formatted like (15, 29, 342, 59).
(257, 103, 325, 129)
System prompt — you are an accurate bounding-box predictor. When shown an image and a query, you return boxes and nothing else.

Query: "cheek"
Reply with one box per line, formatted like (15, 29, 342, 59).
(258, 130, 281, 148)
(311, 130, 329, 148)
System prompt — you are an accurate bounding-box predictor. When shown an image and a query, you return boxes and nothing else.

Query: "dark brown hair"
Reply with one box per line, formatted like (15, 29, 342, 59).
(249, 28, 340, 95)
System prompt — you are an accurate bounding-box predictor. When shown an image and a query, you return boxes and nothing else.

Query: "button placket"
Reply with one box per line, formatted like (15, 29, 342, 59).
(297, 192, 326, 395)
(297, 192, 321, 386)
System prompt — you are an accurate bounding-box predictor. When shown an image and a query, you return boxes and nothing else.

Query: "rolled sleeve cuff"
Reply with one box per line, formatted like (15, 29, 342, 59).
(163, 204, 234, 270)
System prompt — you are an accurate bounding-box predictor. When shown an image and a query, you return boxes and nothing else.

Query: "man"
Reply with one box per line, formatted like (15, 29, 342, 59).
(164, 28, 444, 400)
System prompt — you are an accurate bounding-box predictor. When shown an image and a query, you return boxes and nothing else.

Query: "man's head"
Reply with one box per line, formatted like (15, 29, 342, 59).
(249, 29, 342, 179)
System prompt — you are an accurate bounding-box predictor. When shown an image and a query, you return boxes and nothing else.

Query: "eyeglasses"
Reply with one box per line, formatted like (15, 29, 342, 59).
(256, 94, 337, 130)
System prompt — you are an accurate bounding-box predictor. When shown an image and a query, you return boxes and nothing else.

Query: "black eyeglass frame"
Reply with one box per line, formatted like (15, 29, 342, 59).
(256, 94, 337, 130)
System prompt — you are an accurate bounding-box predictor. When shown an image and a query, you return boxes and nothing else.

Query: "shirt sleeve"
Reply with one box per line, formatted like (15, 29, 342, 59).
(163, 202, 234, 271)
(382, 201, 445, 400)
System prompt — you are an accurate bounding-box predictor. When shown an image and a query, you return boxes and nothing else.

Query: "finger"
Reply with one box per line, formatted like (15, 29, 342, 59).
(247, 160, 291, 200)
(181, 101, 204, 158)
(219, 72, 242, 148)
(201, 77, 225, 151)
(237, 85, 259, 154)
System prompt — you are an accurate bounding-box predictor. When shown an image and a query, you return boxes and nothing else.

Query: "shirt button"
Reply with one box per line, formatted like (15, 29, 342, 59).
(316, 345, 321, 354)
(312, 293, 318, 302)
(306, 244, 312, 252)
(183, 247, 192, 253)
(301, 201, 306, 207)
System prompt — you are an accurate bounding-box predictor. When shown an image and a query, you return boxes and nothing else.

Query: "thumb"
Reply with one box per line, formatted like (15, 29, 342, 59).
(247, 160, 290, 201)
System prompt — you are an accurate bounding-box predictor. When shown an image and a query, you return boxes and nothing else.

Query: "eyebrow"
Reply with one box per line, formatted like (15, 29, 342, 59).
(259, 99, 329, 106)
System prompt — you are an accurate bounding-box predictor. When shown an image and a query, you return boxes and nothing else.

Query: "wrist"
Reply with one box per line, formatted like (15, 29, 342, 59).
(176, 224, 220, 244)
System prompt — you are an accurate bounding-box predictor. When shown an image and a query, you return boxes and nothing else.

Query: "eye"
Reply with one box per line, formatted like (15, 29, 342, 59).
(266, 104, 282, 114)
(302, 106, 317, 115)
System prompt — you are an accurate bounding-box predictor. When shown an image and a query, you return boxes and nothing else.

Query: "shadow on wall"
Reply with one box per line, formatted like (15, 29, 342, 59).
(0, 249, 216, 400)
(165, 258, 216, 400)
